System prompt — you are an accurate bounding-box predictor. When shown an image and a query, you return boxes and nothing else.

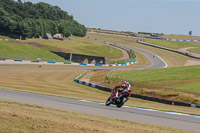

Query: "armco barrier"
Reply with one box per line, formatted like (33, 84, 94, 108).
(0, 59, 136, 67)
(75, 71, 200, 108)
(166, 38, 200, 42)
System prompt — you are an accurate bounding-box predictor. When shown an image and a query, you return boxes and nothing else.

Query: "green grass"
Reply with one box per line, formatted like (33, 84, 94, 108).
(37, 36, 123, 59)
(0, 40, 67, 62)
(145, 39, 200, 54)
(172, 81, 200, 93)
(188, 47, 200, 53)
(109, 65, 200, 94)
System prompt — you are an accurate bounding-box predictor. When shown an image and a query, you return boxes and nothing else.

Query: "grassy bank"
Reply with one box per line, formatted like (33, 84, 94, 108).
(109, 65, 200, 92)
(0, 35, 123, 62)
(0, 100, 192, 133)
(36, 36, 123, 59)
(0, 41, 67, 62)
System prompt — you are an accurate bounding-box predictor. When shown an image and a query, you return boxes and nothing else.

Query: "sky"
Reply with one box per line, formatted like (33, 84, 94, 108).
(22, 0, 200, 36)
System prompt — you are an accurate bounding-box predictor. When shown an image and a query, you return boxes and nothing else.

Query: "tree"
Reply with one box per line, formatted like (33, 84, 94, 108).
(18, 0, 22, 3)
(0, 0, 87, 38)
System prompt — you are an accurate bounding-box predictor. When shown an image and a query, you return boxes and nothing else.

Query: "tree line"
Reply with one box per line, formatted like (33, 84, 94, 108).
(0, 0, 87, 38)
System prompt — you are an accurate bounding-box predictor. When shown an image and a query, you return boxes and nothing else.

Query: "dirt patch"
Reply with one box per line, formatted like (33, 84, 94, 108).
(80, 71, 95, 83)
(178, 47, 200, 59)
(19, 41, 68, 53)
(178, 47, 197, 52)
(184, 60, 200, 66)
(24, 42, 50, 49)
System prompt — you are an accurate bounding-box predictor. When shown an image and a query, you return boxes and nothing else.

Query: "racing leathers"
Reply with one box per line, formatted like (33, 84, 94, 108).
(114, 82, 131, 98)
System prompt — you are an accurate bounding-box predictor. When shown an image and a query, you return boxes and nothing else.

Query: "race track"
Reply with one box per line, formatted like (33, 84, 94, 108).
(1, 43, 200, 132)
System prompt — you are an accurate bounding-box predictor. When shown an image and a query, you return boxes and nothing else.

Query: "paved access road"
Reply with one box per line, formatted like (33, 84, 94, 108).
(0, 89, 200, 132)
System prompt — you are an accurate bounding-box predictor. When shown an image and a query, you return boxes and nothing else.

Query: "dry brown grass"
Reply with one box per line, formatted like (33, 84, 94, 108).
(0, 68, 109, 101)
(0, 100, 194, 133)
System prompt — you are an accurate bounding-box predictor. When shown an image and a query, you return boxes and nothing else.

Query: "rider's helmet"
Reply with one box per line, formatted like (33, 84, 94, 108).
(122, 81, 129, 88)
(124, 81, 129, 85)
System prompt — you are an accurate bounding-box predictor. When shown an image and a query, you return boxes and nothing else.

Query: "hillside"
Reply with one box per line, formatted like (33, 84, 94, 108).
(0, 36, 123, 61)
(0, 40, 67, 62)
(34, 36, 123, 59)
(0, 0, 86, 38)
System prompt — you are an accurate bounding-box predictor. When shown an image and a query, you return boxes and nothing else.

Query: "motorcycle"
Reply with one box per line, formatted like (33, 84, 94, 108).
(105, 88, 129, 108)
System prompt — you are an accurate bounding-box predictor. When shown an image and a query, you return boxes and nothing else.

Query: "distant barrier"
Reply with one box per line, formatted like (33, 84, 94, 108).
(75, 71, 200, 108)
(0, 59, 136, 67)
(166, 38, 200, 42)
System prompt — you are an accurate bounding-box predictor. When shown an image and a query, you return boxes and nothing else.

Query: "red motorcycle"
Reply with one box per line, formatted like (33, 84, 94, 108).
(105, 87, 130, 108)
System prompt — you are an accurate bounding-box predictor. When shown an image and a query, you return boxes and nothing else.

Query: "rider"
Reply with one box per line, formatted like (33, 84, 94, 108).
(114, 81, 131, 98)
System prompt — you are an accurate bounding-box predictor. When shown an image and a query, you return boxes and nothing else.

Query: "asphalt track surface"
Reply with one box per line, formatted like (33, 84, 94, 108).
(1, 43, 200, 132)
(0, 89, 200, 132)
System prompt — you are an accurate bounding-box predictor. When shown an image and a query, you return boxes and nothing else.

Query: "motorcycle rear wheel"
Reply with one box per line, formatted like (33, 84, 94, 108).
(116, 97, 127, 108)
(105, 97, 111, 106)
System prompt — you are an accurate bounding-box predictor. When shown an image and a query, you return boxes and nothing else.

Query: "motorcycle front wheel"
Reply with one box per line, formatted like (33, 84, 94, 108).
(105, 97, 111, 106)
(116, 97, 127, 108)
